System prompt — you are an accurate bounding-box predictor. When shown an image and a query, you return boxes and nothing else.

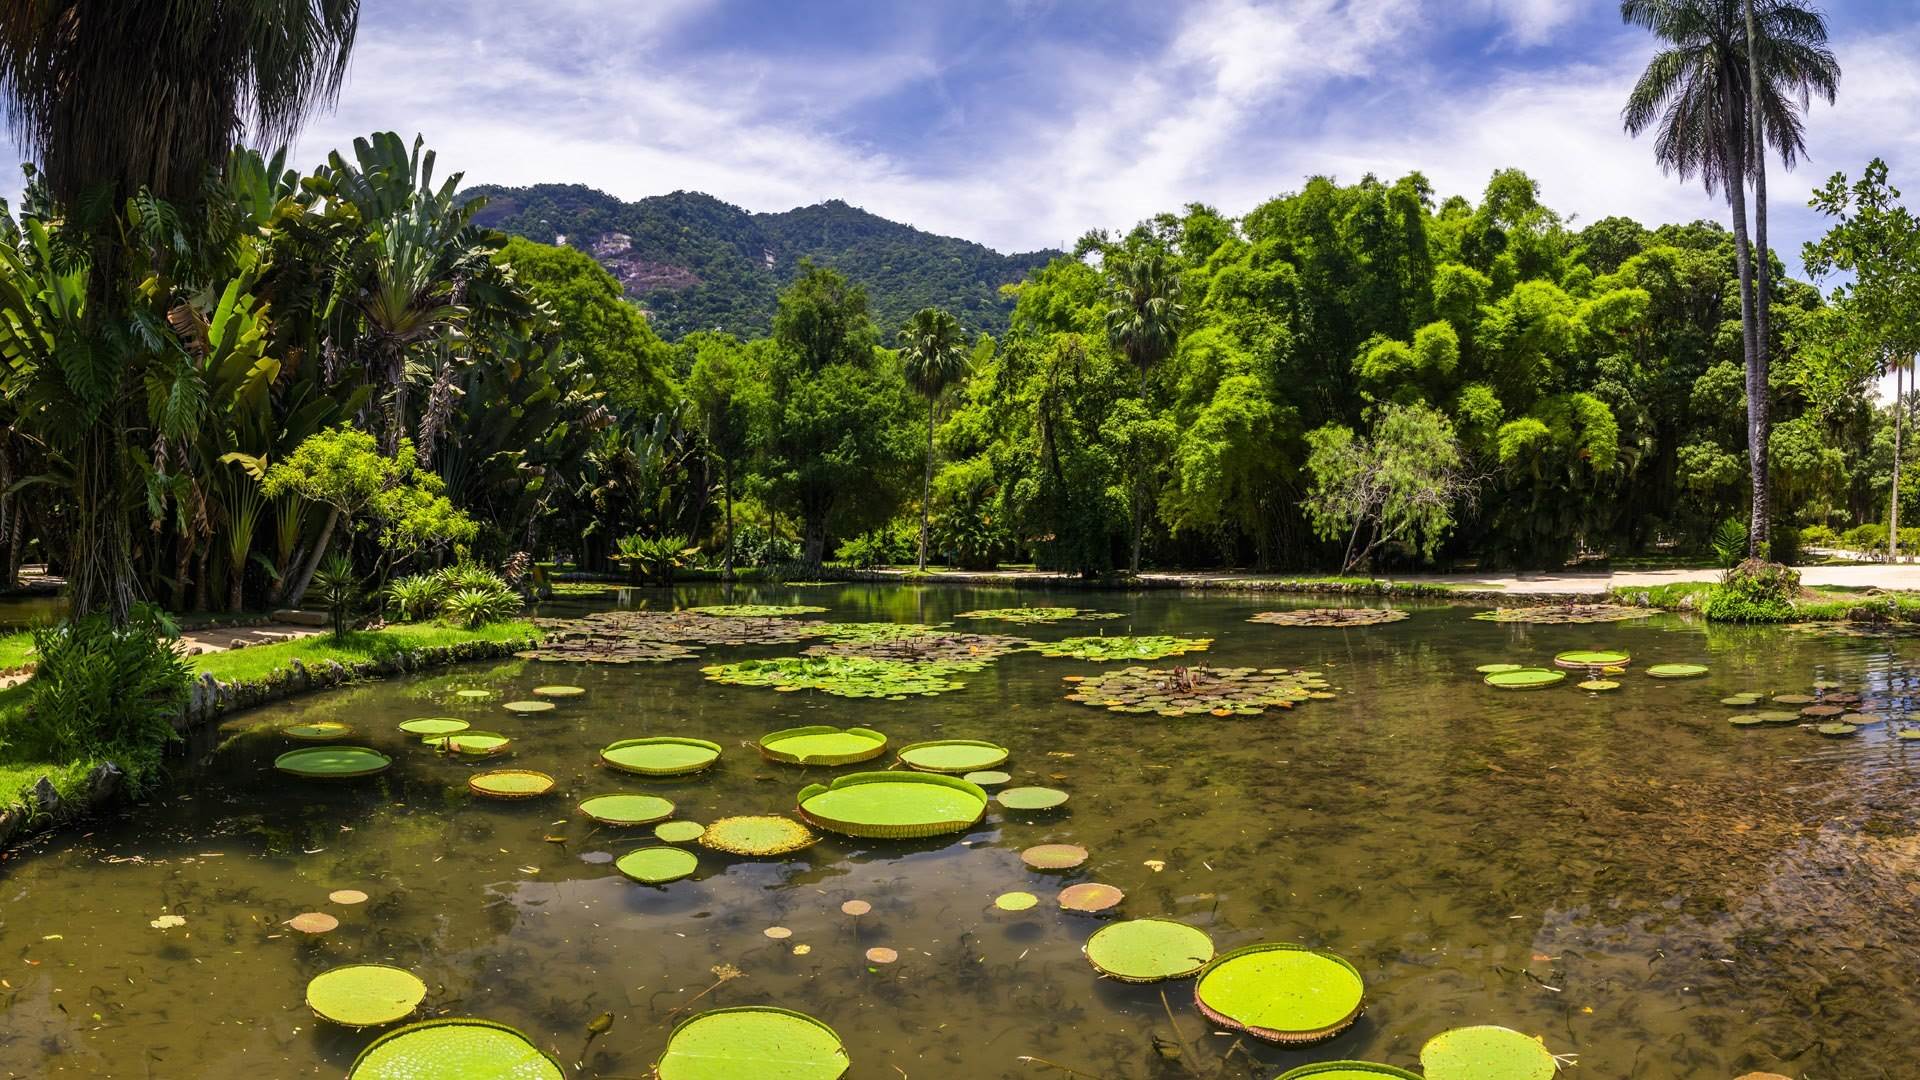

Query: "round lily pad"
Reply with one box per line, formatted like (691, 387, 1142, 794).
(1801, 703, 1845, 718)
(283, 720, 354, 742)
(1728, 714, 1768, 727)
(1554, 650, 1630, 668)
(1021, 843, 1089, 870)
(578, 793, 676, 826)
(896, 739, 1008, 773)
(615, 846, 698, 884)
(1031, 635, 1213, 661)
(1249, 608, 1406, 628)
(469, 770, 554, 800)
(1276, 1064, 1422, 1080)
(600, 737, 722, 777)
(1817, 722, 1859, 737)
(1897, 728, 1920, 741)
(306, 964, 427, 1028)
(1646, 663, 1708, 679)
(1752, 710, 1800, 724)
(1575, 680, 1619, 692)
(654, 1006, 848, 1080)
(428, 731, 511, 756)
(1059, 882, 1124, 914)
(503, 700, 555, 714)
(997, 786, 1069, 810)
(1721, 696, 1761, 707)
(288, 912, 339, 934)
(1084, 918, 1214, 982)
(796, 772, 988, 839)
(654, 821, 706, 843)
(275, 746, 393, 779)
(399, 717, 470, 737)
(1483, 668, 1564, 690)
(1194, 943, 1365, 1044)
(1475, 663, 1523, 674)
(995, 891, 1039, 911)
(453, 689, 494, 700)
(1419, 1025, 1556, 1080)
(1773, 693, 1817, 704)
(760, 726, 889, 766)
(531, 685, 584, 698)
(963, 770, 1011, 787)
(349, 1018, 563, 1080)
(698, 815, 816, 856)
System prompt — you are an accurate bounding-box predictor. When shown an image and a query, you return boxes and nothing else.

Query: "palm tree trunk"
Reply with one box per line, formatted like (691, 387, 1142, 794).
(722, 459, 735, 580)
(1722, 84, 1763, 561)
(1894, 361, 1904, 562)
(1745, 0, 1773, 559)
(918, 402, 934, 572)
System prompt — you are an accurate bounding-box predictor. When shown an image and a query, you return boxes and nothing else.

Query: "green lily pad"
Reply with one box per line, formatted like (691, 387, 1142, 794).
(685, 604, 827, 617)
(1473, 604, 1653, 624)
(348, 1018, 563, 1080)
(796, 772, 988, 839)
(896, 739, 1009, 773)
(502, 700, 555, 714)
(1576, 679, 1619, 692)
(453, 689, 494, 700)
(759, 725, 889, 766)
(306, 964, 427, 1028)
(1475, 663, 1523, 674)
(997, 786, 1069, 810)
(615, 846, 698, 885)
(706, 656, 968, 698)
(1085, 918, 1215, 982)
(399, 717, 470, 737)
(995, 891, 1039, 911)
(1483, 668, 1564, 690)
(954, 606, 1124, 623)
(1728, 714, 1769, 727)
(1553, 649, 1630, 668)
(698, 815, 816, 856)
(1721, 696, 1761, 707)
(531, 685, 584, 698)
(654, 821, 706, 843)
(1064, 665, 1333, 716)
(1276, 1064, 1422, 1080)
(655, 1006, 848, 1080)
(963, 770, 1011, 787)
(1817, 722, 1860, 737)
(428, 731, 511, 756)
(282, 720, 354, 742)
(1419, 1025, 1556, 1080)
(1646, 663, 1708, 679)
(578, 793, 676, 826)
(1193, 943, 1364, 1045)
(1032, 635, 1213, 661)
(600, 737, 722, 777)
(1896, 728, 1920, 741)
(469, 770, 554, 800)
(1248, 608, 1407, 627)
(1752, 710, 1800, 724)
(275, 746, 393, 779)
(1772, 693, 1817, 704)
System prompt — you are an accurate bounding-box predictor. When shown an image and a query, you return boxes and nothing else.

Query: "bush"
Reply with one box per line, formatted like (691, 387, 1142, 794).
(1710, 517, 1748, 568)
(1840, 523, 1888, 553)
(834, 529, 906, 569)
(1770, 525, 1801, 567)
(731, 522, 799, 568)
(435, 562, 511, 593)
(614, 534, 696, 585)
(1799, 523, 1835, 547)
(311, 554, 361, 640)
(439, 584, 522, 628)
(15, 607, 191, 792)
(1700, 559, 1800, 623)
(384, 573, 445, 622)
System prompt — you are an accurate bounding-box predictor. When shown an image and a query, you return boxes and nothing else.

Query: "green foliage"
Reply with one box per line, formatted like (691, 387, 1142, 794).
(496, 236, 674, 416)
(614, 533, 696, 585)
(1700, 560, 1801, 623)
(16, 608, 190, 792)
(383, 573, 444, 622)
(835, 527, 911, 569)
(263, 428, 477, 570)
(311, 554, 360, 640)
(438, 585, 522, 629)
(1710, 518, 1749, 568)
(1304, 404, 1468, 572)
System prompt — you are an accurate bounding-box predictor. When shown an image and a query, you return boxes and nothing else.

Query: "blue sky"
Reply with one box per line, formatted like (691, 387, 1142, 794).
(22, 1, 1920, 279)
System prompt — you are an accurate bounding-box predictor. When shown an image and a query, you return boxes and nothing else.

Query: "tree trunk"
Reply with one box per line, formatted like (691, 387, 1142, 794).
(1744, 0, 1773, 558)
(722, 459, 735, 580)
(282, 508, 339, 607)
(918, 402, 934, 571)
(1894, 362, 1905, 562)
(803, 513, 828, 567)
(1722, 84, 1763, 561)
(67, 422, 137, 624)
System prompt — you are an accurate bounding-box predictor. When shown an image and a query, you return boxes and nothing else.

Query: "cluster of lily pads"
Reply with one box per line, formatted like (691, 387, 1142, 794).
(954, 605, 1124, 623)
(1248, 607, 1407, 627)
(1478, 650, 1707, 691)
(801, 629, 1030, 667)
(1472, 603, 1655, 624)
(1723, 682, 1907, 738)
(1062, 664, 1335, 716)
(701, 655, 971, 698)
(1029, 634, 1212, 662)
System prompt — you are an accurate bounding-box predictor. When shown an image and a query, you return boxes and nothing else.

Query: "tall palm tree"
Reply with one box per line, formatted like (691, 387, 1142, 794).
(0, 0, 359, 620)
(1103, 251, 1185, 575)
(899, 307, 969, 572)
(1621, 0, 1836, 560)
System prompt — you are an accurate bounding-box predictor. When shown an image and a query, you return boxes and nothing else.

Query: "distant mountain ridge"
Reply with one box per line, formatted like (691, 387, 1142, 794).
(467, 184, 1060, 340)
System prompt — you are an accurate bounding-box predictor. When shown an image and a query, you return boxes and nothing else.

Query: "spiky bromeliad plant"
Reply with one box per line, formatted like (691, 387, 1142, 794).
(614, 533, 697, 585)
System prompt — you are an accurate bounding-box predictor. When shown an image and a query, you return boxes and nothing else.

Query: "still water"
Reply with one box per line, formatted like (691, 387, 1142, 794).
(2, 585, 1918, 1078)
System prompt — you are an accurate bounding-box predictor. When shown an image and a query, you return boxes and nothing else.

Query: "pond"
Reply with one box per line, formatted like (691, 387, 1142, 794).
(2, 584, 1918, 1078)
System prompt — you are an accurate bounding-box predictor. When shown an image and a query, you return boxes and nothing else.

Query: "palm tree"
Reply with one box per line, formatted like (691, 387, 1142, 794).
(1103, 251, 1185, 574)
(0, 0, 359, 620)
(899, 307, 970, 571)
(1621, 0, 1837, 560)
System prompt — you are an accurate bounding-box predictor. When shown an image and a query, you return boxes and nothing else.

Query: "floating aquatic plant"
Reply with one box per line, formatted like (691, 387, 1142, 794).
(1483, 668, 1564, 690)
(523, 609, 831, 662)
(1553, 650, 1630, 669)
(599, 737, 722, 777)
(428, 731, 511, 756)
(1084, 918, 1214, 982)
(282, 720, 353, 742)
(654, 1007, 849, 1080)
(685, 604, 827, 617)
(502, 700, 554, 714)
(1275, 1064, 1421, 1080)
(865, 947, 897, 964)
(1722, 695, 1762, 707)
(1418, 1025, 1557, 1080)
(963, 769, 1011, 787)
(654, 821, 706, 843)
(516, 636, 702, 665)
(803, 629, 1028, 668)
(1475, 663, 1523, 674)
(468, 770, 554, 800)
(453, 688, 494, 700)
(896, 739, 1008, 773)
(1576, 680, 1619, 692)
(287, 912, 339, 934)
(1058, 882, 1124, 914)
(1249, 608, 1407, 627)
(698, 815, 816, 856)
(997, 786, 1069, 810)
(796, 772, 988, 839)
(759, 725, 889, 766)
(1194, 943, 1365, 1044)
(348, 1018, 563, 1080)
(1646, 663, 1708, 679)
(275, 746, 392, 779)
(1063, 665, 1334, 717)
(578, 793, 675, 826)
(305, 964, 427, 1028)
(1817, 722, 1860, 737)
(1473, 604, 1653, 625)
(1031, 635, 1212, 662)
(615, 846, 698, 884)
(704, 656, 968, 698)
(1021, 843, 1089, 870)
(995, 891, 1039, 912)
(531, 685, 584, 698)
(954, 606, 1123, 623)
(398, 717, 469, 737)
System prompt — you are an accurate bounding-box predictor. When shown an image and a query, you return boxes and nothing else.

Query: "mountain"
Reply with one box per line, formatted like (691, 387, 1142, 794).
(467, 184, 1060, 341)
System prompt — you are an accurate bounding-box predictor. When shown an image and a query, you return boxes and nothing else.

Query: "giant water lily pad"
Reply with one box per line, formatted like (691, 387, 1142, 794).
(531, 684, 584, 698)
(282, 720, 354, 742)
(698, 815, 816, 856)
(1194, 943, 1365, 1045)
(1249, 608, 1408, 627)
(469, 770, 554, 800)
(896, 739, 1008, 773)
(686, 604, 827, 617)
(428, 731, 511, 756)
(1085, 918, 1214, 982)
(1276, 1064, 1421, 1080)
(1064, 665, 1333, 717)
(706, 656, 967, 698)
(502, 700, 554, 714)
(1021, 843, 1088, 869)
(615, 846, 698, 884)
(1474, 604, 1653, 624)
(655, 1006, 849, 1080)
(1032, 635, 1213, 662)
(1059, 882, 1125, 914)
(349, 1018, 563, 1080)
(1483, 668, 1564, 690)
(578, 793, 676, 826)
(600, 737, 722, 776)
(399, 717, 470, 737)
(1419, 1025, 1556, 1080)
(804, 629, 1028, 668)
(1475, 663, 1523, 674)
(1554, 649, 1630, 669)
(1647, 663, 1709, 679)
(275, 746, 392, 779)
(655, 820, 706, 843)
(997, 786, 1069, 810)
(759, 725, 889, 765)
(306, 964, 427, 1028)
(796, 772, 988, 838)
(954, 606, 1123, 623)
(1576, 679, 1620, 692)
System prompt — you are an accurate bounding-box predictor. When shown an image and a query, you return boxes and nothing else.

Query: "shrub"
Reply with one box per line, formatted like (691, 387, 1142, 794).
(614, 534, 696, 585)
(1700, 559, 1800, 623)
(439, 584, 522, 628)
(1770, 525, 1801, 567)
(1710, 517, 1748, 568)
(311, 554, 361, 640)
(16, 607, 191, 792)
(1799, 523, 1835, 547)
(731, 522, 800, 568)
(1840, 523, 1888, 553)
(834, 529, 902, 569)
(435, 562, 510, 593)
(383, 573, 445, 622)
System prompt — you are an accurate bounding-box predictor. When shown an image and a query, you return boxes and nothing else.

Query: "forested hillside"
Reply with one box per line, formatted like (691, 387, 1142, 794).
(467, 184, 1057, 339)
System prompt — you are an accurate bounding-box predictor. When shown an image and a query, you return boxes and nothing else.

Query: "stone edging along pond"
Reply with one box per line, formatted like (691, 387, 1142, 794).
(0, 633, 539, 858)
